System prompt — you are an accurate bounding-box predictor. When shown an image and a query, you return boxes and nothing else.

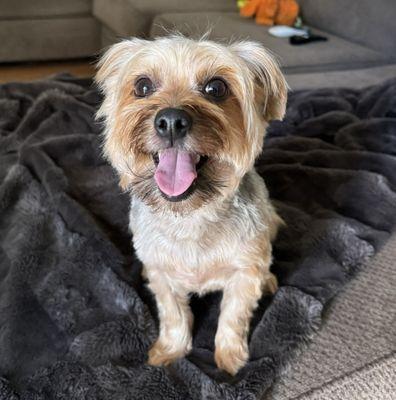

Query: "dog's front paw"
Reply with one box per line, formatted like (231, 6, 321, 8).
(148, 339, 190, 367)
(214, 341, 249, 375)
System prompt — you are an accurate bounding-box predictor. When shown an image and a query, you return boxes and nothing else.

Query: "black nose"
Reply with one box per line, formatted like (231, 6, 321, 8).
(154, 108, 192, 144)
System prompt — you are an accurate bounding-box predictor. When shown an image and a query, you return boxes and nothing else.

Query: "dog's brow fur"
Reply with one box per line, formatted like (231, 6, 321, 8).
(95, 35, 287, 375)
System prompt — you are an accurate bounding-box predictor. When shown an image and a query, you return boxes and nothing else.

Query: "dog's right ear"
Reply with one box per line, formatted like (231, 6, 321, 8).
(230, 41, 288, 122)
(95, 38, 146, 94)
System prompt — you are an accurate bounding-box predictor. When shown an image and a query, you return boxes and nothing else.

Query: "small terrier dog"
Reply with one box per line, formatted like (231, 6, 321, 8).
(96, 35, 287, 375)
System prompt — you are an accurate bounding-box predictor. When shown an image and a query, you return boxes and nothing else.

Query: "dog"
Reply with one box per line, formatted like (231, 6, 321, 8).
(95, 34, 287, 375)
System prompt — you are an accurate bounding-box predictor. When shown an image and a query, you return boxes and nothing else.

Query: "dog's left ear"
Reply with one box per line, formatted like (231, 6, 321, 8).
(230, 41, 288, 121)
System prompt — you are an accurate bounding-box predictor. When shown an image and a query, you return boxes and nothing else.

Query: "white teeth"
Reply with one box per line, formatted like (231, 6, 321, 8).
(195, 154, 201, 164)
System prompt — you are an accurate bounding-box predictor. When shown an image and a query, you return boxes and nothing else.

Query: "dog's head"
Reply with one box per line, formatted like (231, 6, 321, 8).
(96, 35, 287, 213)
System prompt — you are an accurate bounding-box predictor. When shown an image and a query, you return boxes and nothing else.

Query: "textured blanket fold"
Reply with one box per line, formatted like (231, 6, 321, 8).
(0, 75, 395, 400)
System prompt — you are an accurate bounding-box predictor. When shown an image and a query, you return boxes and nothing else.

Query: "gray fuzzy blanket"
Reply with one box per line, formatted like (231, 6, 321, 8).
(0, 75, 395, 400)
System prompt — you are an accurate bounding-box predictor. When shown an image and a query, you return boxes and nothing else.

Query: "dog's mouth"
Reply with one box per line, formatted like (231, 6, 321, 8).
(152, 149, 208, 202)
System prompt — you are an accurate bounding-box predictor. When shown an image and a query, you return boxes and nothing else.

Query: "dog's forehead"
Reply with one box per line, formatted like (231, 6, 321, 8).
(130, 39, 241, 83)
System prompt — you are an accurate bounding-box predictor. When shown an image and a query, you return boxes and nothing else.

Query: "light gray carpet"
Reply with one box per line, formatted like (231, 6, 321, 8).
(266, 232, 396, 399)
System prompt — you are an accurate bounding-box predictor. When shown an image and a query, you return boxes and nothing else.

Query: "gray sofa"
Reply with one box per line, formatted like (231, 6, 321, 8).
(96, 0, 396, 87)
(1, 0, 396, 88)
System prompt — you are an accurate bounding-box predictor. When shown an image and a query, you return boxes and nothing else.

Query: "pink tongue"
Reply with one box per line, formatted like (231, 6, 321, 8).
(154, 148, 197, 197)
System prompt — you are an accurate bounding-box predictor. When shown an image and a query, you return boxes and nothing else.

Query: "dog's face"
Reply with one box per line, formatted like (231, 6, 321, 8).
(96, 36, 287, 213)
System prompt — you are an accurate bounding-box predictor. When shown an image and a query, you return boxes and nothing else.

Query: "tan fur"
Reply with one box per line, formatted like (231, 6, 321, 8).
(96, 35, 287, 375)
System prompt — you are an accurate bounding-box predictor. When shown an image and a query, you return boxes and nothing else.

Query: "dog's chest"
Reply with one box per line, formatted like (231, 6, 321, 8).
(130, 204, 237, 267)
(128, 199, 255, 290)
(128, 190, 268, 293)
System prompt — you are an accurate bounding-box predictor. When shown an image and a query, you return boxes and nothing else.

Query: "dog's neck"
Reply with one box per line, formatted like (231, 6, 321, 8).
(131, 169, 259, 225)
(129, 168, 270, 246)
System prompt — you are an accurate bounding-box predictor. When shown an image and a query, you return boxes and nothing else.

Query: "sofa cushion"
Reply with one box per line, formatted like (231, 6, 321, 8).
(0, 17, 100, 62)
(150, 12, 392, 74)
(130, 0, 236, 14)
(101, 25, 121, 48)
(93, 0, 236, 37)
(0, 0, 91, 18)
(299, 0, 396, 54)
(286, 64, 396, 90)
(94, 0, 151, 38)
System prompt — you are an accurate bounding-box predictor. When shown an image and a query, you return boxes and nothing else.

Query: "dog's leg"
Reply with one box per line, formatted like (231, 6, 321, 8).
(214, 267, 277, 375)
(147, 272, 193, 366)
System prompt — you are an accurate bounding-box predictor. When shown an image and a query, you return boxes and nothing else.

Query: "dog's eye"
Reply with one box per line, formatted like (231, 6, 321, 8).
(134, 77, 155, 97)
(203, 79, 228, 99)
